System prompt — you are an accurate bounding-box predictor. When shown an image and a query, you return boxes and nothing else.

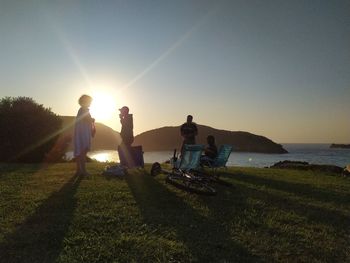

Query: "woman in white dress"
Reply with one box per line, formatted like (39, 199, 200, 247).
(74, 95, 95, 176)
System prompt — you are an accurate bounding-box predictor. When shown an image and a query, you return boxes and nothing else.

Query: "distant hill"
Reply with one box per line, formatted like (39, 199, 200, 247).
(60, 117, 287, 153)
(59, 116, 121, 151)
(133, 125, 288, 154)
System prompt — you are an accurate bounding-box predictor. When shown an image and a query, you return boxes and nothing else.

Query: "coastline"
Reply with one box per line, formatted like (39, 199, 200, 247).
(63, 143, 350, 168)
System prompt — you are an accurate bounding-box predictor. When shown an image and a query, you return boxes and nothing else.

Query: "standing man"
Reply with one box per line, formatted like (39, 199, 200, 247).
(118, 106, 135, 167)
(180, 115, 198, 154)
(119, 106, 134, 147)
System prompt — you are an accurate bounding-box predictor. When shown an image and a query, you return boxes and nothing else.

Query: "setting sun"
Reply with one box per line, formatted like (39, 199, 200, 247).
(89, 91, 117, 122)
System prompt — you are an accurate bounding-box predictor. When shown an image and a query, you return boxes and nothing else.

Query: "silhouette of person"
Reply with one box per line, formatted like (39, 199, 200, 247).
(200, 135, 218, 166)
(119, 106, 134, 146)
(73, 94, 95, 176)
(118, 106, 135, 167)
(180, 115, 198, 154)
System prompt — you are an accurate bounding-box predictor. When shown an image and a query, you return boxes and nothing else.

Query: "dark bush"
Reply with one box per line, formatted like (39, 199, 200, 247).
(44, 134, 72, 163)
(0, 97, 63, 162)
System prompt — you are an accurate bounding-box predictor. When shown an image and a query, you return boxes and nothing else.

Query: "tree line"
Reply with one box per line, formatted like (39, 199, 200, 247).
(0, 97, 69, 162)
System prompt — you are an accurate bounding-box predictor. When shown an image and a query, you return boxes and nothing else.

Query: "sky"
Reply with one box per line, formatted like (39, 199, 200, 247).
(0, 0, 349, 143)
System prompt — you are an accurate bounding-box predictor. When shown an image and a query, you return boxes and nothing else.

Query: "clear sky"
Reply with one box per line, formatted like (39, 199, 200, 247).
(1, 0, 349, 143)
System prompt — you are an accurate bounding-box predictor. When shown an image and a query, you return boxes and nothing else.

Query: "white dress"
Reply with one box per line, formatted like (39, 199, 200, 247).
(73, 107, 92, 157)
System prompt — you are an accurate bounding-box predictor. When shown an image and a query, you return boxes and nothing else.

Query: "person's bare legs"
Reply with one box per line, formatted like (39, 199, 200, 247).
(75, 155, 82, 176)
(80, 150, 90, 176)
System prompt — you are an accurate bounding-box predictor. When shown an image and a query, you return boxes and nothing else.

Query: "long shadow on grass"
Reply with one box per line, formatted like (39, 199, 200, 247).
(233, 179, 350, 230)
(223, 171, 350, 206)
(195, 172, 350, 262)
(225, 172, 350, 228)
(124, 170, 261, 263)
(0, 174, 82, 263)
(220, 178, 350, 262)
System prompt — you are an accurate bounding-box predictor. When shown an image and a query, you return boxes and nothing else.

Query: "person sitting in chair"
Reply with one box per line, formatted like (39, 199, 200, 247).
(200, 135, 218, 166)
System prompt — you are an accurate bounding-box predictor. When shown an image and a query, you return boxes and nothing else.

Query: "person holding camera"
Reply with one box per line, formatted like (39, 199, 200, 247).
(119, 106, 134, 147)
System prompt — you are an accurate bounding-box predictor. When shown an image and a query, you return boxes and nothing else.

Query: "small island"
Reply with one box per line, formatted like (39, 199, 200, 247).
(330, 144, 350, 149)
(59, 117, 288, 154)
(133, 125, 288, 154)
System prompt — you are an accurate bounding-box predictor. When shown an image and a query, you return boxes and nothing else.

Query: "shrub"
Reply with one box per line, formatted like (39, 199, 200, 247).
(44, 134, 72, 163)
(0, 97, 63, 162)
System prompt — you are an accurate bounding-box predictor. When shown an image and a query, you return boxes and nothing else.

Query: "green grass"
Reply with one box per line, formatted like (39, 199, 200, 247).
(0, 163, 349, 262)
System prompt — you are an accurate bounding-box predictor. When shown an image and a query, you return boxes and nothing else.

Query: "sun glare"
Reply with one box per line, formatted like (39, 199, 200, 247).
(89, 91, 117, 123)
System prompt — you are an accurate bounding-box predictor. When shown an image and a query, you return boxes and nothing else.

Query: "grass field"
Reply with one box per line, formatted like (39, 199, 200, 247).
(0, 163, 349, 262)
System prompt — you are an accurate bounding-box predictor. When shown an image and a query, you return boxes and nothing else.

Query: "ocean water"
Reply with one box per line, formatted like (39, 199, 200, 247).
(66, 144, 350, 168)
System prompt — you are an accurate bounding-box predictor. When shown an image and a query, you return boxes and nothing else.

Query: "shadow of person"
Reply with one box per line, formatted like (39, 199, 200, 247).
(210, 172, 350, 262)
(125, 170, 260, 262)
(0, 174, 82, 263)
(223, 174, 350, 231)
(224, 171, 350, 206)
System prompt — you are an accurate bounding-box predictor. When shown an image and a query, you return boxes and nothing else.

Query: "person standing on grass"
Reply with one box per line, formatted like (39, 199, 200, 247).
(180, 115, 198, 154)
(74, 94, 95, 176)
(117, 106, 135, 167)
(119, 106, 134, 147)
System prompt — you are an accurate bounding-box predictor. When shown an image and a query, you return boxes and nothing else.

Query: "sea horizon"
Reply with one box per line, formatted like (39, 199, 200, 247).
(66, 143, 350, 168)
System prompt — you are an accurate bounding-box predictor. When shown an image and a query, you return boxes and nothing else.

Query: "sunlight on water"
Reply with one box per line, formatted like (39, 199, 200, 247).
(65, 144, 350, 167)
(88, 150, 120, 163)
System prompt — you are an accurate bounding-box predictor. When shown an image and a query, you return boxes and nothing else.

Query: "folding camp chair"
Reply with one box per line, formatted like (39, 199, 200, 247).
(151, 144, 216, 195)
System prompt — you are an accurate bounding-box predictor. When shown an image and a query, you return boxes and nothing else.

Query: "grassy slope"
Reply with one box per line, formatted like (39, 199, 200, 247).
(0, 163, 349, 262)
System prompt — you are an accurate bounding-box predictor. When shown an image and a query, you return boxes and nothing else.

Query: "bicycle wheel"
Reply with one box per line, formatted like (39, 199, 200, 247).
(193, 170, 232, 187)
(150, 162, 162, 176)
(166, 173, 216, 196)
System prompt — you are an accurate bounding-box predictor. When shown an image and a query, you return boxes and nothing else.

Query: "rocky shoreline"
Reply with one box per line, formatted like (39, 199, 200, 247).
(330, 144, 350, 149)
(269, 160, 345, 175)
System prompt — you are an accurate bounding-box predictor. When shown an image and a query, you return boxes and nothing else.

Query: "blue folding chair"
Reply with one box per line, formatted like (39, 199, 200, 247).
(174, 144, 205, 171)
(195, 144, 233, 186)
(211, 144, 233, 171)
(151, 144, 216, 195)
